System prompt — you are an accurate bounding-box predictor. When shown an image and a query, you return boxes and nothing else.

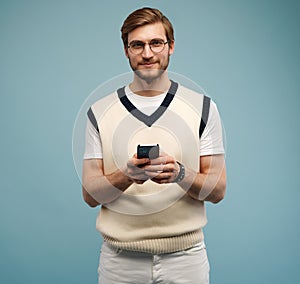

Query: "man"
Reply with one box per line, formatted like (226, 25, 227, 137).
(82, 7, 226, 284)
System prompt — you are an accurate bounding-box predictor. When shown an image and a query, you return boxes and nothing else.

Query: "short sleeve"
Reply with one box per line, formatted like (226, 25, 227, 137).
(83, 118, 103, 159)
(199, 100, 225, 156)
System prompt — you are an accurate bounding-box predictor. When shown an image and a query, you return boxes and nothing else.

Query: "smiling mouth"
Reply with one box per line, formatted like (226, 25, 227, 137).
(140, 62, 157, 67)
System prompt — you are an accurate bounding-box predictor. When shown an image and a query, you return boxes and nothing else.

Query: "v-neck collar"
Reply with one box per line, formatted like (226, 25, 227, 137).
(117, 80, 178, 127)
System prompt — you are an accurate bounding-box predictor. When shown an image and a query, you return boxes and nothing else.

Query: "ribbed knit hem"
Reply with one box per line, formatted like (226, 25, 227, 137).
(102, 229, 204, 254)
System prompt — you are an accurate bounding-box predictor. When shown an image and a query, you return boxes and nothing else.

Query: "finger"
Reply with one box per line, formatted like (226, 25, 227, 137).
(144, 164, 164, 172)
(146, 171, 174, 180)
(133, 153, 150, 165)
(137, 158, 150, 167)
(151, 177, 172, 184)
(150, 156, 175, 165)
(144, 170, 160, 179)
(145, 163, 177, 173)
(128, 156, 150, 168)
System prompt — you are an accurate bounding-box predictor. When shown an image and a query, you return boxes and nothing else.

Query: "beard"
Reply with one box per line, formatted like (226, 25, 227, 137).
(134, 68, 165, 83)
(129, 55, 170, 84)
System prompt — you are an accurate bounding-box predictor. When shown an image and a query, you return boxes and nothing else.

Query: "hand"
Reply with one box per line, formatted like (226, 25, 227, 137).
(126, 154, 150, 184)
(144, 152, 180, 184)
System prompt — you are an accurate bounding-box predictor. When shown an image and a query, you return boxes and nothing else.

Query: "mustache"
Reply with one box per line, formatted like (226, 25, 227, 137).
(139, 60, 157, 65)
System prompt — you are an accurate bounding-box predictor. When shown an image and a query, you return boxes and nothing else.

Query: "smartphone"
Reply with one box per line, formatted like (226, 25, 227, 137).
(137, 144, 159, 159)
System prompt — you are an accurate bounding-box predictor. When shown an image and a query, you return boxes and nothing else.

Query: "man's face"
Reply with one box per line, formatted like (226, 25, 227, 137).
(125, 22, 174, 83)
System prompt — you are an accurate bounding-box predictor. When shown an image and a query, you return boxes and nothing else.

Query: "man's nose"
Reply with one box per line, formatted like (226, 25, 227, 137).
(142, 43, 154, 58)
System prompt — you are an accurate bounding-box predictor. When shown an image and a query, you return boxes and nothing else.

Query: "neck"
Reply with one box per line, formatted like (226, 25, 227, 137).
(130, 71, 171, 97)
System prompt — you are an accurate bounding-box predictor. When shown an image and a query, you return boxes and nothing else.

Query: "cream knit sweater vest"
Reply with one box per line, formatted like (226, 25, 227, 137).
(89, 81, 208, 254)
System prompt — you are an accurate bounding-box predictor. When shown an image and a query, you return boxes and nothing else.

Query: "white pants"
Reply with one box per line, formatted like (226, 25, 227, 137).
(98, 242, 210, 284)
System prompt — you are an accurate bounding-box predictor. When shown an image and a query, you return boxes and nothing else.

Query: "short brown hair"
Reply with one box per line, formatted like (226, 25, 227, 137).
(121, 7, 174, 48)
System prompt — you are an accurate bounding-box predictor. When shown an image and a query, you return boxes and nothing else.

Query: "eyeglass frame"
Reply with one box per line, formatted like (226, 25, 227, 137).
(127, 39, 170, 55)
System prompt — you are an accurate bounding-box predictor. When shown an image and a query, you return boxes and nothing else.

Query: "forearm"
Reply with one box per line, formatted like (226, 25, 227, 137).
(143, 153, 226, 204)
(82, 156, 150, 207)
(83, 168, 133, 207)
(179, 167, 226, 203)
(178, 155, 226, 203)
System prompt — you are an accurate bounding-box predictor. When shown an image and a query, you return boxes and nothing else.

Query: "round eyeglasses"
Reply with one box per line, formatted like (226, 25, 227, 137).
(127, 39, 169, 55)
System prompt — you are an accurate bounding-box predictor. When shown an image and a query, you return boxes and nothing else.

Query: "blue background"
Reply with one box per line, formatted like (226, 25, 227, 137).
(1, 0, 299, 283)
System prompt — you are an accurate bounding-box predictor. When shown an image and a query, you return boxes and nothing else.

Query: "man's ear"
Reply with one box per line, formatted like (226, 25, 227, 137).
(124, 46, 129, 58)
(168, 40, 175, 55)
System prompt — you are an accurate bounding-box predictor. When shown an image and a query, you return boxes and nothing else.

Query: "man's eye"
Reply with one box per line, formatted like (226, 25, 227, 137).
(150, 40, 163, 47)
(131, 42, 144, 49)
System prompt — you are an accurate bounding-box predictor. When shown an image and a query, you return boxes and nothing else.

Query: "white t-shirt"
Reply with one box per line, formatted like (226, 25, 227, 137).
(84, 86, 224, 159)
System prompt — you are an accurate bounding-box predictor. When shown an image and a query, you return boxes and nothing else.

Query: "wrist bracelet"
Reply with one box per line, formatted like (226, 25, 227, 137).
(173, 162, 185, 183)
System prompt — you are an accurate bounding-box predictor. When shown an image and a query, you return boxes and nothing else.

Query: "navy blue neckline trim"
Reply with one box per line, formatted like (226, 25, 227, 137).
(117, 80, 178, 127)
